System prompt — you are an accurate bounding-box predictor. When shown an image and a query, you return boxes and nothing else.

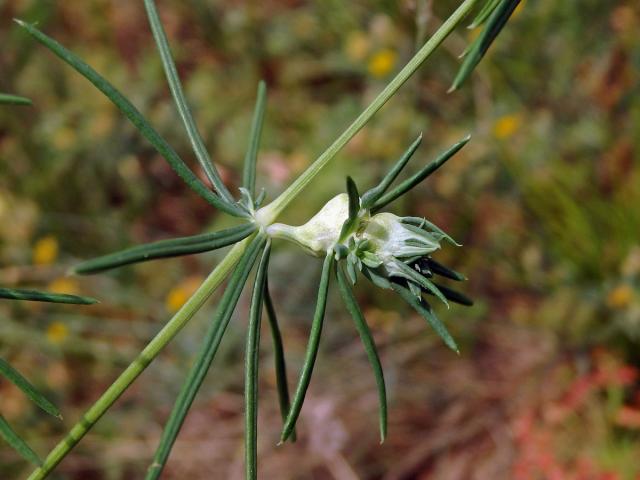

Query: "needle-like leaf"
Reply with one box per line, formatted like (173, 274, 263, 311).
(361, 134, 422, 209)
(15, 19, 247, 218)
(263, 280, 295, 441)
(0, 359, 61, 419)
(468, 0, 502, 29)
(74, 223, 256, 274)
(0, 288, 97, 305)
(391, 282, 458, 353)
(391, 261, 449, 308)
(0, 93, 32, 106)
(242, 81, 267, 198)
(449, 0, 521, 91)
(426, 282, 474, 306)
(280, 252, 333, 443)
(146, 233, 266, 480)
(417, 258, 467, 282)
(338, 177, 361, 242)
(336, 265, 387, 443)
(0, 415, 41, 465)
(372, 135, 470, 212)
(245, 242, 271, 480)
(143, 0, 235, 203)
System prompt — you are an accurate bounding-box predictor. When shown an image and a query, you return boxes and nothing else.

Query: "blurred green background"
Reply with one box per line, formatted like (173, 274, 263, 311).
(1, 0, 639, 478)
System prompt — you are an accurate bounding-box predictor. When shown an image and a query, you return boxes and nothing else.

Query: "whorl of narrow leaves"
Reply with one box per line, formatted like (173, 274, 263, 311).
(0, 93, 32, 105)
(0, 287, 97, 305)
(74, 223, 256, 274)
(449, 0, 522, 91)
(146, 234, 267, 480)
(14, 20, 247, 218)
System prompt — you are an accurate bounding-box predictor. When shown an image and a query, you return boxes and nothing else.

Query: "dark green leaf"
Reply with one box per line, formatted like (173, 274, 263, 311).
(242, 81, 267, 198)
(0, 358, 61, 418)
(450, 0, 521, 91)
(336, 265, 387, 442)
(425, 258, 466, 282)
(146, 234, 266, 480)
(280, 252, 333, 443)
(15, 19, 247, 218)
(245, 242, 271, 480)
(426, 282, 474, 306)
(361, 134, 422, 209)
(338, 176, 361, 242)
(0, 93, 32, 106)
(391, 283, 459, 353)
(263, 280, 295, 441)
(143, 0, 235, 203)
(391, 261, 449, 308)
(372, 135, 470, 212)
(74, 223, 256, 274)
(0, 415, 41, 465)
(0, 287, 97, 305)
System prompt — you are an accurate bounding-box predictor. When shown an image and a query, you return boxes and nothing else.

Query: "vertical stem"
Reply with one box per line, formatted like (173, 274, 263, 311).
(256, 0, 478, 225)
(26, 240, 251, 480)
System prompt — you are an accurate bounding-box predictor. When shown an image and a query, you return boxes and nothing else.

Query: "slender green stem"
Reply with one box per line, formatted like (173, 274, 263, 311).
(245, 242, 271, 480)
(256, 0, 479, 225)
(263, 280, 296, 441)
(146, 234, 266, 480)
(26, 240, 250, 480)
(280, 252, 333, 443)
(143, 0, 236, 203)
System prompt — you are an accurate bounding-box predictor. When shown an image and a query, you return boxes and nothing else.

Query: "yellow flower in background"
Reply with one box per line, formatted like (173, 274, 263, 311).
(368, 48, 397, 78)
(47, 322, 69, 344)
(345, 31, 370, 62)
(48, 277, 79, 296)
(165, 276, 204, 313)
(607, 284, 634, 310)
(493, 114, 522, 139)
(33, 235, 59, 265)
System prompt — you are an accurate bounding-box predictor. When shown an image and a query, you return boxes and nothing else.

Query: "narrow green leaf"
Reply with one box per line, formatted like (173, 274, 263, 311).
(263, 280, 295, 441)
(391, 283, 459, 353)
(468, 0, 502, 29)
(0, 287, 97, 305)
(450, 0, 521, 91)
(0, 93, 32, 106)
(0, 415, 41, 465)
(338, 177, 361, 242)
(143, 0, 235, 203)
(427, 282, 474, 306)
(391, 261, 449, 308)
(242, 81, 267, 198)
(15, 19, 247, 218)
(245, 242, 271, 480)
(146, 234, 266, 480)
(372, 135, 470, 212)
(280, 252, 333, 443)
(361, 134, 422, 209)
(336, 265, 387, 443)
(0, 358, 61, 419)
(74, 223, 256, 274)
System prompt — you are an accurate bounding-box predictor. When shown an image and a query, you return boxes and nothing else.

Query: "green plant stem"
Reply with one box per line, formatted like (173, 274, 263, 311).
(256, 0, 478, 225)
(26, 239, 251, 480)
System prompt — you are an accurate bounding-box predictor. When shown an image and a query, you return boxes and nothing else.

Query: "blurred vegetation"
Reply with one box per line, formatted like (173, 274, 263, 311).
(0, 0, 639, 479)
